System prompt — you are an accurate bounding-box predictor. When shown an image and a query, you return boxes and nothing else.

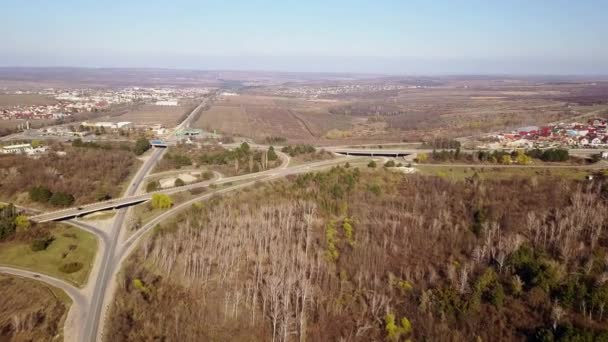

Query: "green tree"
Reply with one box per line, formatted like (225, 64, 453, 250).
(500, 154, 512, 165)
(240, 142, 250, 154)
(134, 137, 151, 155)
(146, 181, 160, 193)
(367, 160, 377, 168)
(385, 313, 413, 341)
(49, 192, 75, 207)
(416, 152, 428, 163)
(174, 178, 185, 187)
(151, 193, 173, 209)
(29, 186, 52, 203)
(267, 146, 278, 161)
(515, 150, 532, 165)
(14, 215, 30, 232)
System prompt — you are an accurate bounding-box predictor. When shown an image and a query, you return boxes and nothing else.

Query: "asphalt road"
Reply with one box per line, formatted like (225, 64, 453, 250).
(0, 266, 86, 342)
(81, 98, 210, 342)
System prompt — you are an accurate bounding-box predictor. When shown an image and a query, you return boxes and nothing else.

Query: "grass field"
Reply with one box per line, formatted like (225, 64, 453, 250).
(0, 225, 98, 287)
(0, 274, 70, 341)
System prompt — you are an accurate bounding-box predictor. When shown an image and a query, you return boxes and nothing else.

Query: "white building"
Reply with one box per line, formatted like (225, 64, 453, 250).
(155, 99, 178, 106)
(2, 143, 32, 154)
(81, 121, 133, 130)
(1, 143, 47, 155)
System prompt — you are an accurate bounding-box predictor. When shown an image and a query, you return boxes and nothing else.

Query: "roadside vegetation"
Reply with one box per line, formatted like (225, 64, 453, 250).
(0, 142, 139, 207)
(107, 167, 608, 341)
(281, 144, 334, 164)
(415, 148, 577, 165)
(0, 205, 97, 286)
(0, 274, 70, 341)
(154, 142, 281, 176)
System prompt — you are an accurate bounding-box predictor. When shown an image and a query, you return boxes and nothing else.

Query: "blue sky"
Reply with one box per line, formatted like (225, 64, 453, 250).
(1, 0, 607, 74)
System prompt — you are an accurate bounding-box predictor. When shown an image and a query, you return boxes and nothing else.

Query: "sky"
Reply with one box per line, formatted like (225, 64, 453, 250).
(1, 0, 607, 75)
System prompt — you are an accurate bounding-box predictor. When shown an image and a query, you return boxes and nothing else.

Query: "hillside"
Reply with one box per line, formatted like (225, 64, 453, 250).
(107, 167, 608, 341)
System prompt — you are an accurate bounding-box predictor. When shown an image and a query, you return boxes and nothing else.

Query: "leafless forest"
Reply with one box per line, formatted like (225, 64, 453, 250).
(0, 144, 137, 206)
(108, 168, 608, 341)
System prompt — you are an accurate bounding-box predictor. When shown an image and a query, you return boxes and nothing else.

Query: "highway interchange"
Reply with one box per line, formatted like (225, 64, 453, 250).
(2, 98, 608, 341)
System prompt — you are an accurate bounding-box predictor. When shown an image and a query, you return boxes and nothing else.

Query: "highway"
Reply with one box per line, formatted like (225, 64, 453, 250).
(12, 103, 608, 342)
(81, 97, 211, 342)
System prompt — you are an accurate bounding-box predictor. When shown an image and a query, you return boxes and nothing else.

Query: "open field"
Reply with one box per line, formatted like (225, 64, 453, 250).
(0, 224, 97, 286)
(110, 103, 195, 127)
(0, 118, 56, 130)
(223, 79, 608, 143)
(0, 274, 70, 341)
(0, 94, 57, 107)
(194, 94, 352, 143)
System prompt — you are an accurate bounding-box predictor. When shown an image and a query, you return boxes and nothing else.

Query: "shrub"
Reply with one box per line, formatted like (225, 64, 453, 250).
(367, 160, 377, 168)
(200, 171, 214, 181)
(146, 181, 160, 193)
(267, 146, 278, 161)
(133, 137, 151, 155)
(59, 262, 83, 274)
(31, 236, 54, 251)
(367, 184, 381, 196)
(29, 186, 52, 203)
(384, 160, 396, 167)
(133, 278, 150, 293)
(14, 215, 30, 232)
(49, 192, 75, 207)
(416, 153, 428, 163)
(174, 178, 185, 187)
(151, 194, 173, 209)
(385, 313, 412, 341)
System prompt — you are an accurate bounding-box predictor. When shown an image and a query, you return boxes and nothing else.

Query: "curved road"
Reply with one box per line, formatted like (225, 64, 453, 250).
(0, 266, 86, 342)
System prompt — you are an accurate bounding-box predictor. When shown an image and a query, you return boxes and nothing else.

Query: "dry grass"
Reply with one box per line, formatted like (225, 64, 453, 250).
(0, 94, 57, 107)
(194, 95, 352, 143)
(0, 274, 69, 341)
(113, 104, 193, 126)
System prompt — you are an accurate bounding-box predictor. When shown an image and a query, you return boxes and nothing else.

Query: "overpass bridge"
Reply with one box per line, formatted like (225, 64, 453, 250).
(329, 148, 416, 158)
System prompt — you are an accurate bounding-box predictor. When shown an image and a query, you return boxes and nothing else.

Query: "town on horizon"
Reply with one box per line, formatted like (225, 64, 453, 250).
(2, 1, 608, 341)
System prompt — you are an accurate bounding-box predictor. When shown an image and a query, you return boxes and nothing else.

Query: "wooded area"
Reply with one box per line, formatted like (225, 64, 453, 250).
(0, 144, 138, 206)
(155, 143, 281, 177)
(107, 168, 608, 341)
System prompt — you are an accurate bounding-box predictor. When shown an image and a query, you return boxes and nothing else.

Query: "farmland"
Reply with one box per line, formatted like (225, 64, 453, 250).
(0, 94, 57, 107)
(203, 79, 608, 144)
(194, 94, 352, 143)
(110, 103, 196, 127)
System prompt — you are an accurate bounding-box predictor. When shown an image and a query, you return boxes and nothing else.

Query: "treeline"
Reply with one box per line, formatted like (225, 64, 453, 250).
(29, 186, 74, 207)
(72, 137, 150, 156)
(264, 136, 287, 144)
(0, 203, 54, 252)
(281, 144, 334, 162)
(108, 167, 608, 341)
(0, 204, 20, 240)
(418, 148, 570, 164)
(281, 144, 315, 157)
(155, 143, 280, 176)
(421, 137, 461, 149)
